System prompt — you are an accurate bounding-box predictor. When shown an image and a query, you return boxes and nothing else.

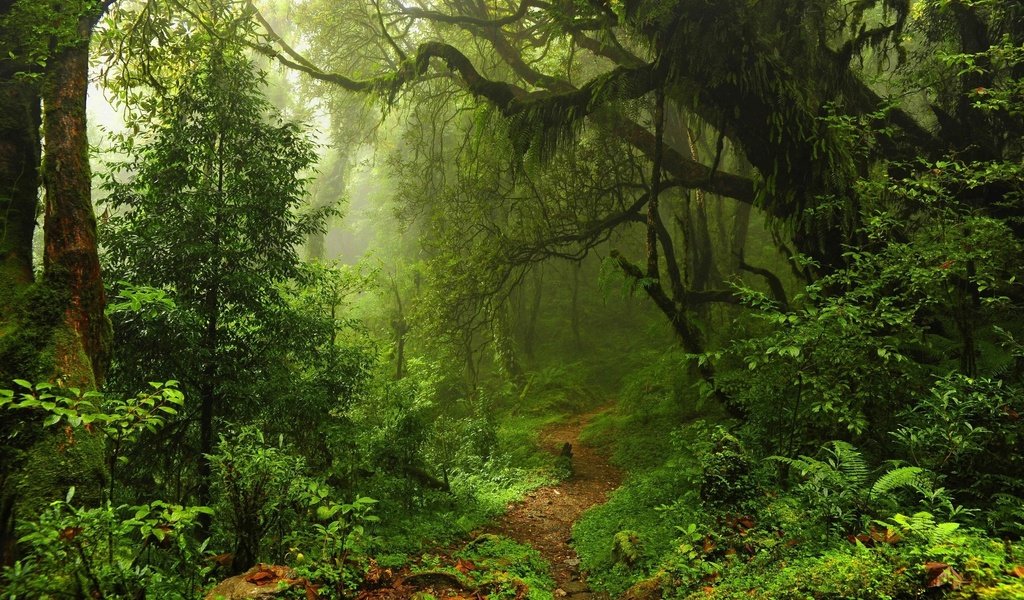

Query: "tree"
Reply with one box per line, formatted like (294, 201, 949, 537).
(1, 0, 118, 564)
(236, 0, 1022, 406)
(102, 37, 326, 514)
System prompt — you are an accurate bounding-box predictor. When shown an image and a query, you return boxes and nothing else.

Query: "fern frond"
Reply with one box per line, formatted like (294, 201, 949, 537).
(930, 521, 961, 545)
(827, 441, 868, 487)
(871, 466, 926, 499)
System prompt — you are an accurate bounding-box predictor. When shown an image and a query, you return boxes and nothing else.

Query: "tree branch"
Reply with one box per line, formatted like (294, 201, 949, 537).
(738, 248, 789, 311)
(396, 0, 552, 29)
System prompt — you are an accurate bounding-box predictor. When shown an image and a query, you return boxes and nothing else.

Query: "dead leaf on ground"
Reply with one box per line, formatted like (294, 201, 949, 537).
(924, 562, 964, 589)
(245, 564, 293, 586)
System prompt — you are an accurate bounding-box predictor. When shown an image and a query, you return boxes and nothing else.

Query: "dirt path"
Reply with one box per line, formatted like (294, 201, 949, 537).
(486, 408, 622, 597)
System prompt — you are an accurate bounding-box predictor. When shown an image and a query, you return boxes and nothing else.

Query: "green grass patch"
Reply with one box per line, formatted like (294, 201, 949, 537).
(455, 535, 555, 600)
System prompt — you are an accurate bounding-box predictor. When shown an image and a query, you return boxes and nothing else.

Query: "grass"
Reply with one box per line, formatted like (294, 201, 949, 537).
(571, 349, 729, 596)
(363, 409, 564, 555)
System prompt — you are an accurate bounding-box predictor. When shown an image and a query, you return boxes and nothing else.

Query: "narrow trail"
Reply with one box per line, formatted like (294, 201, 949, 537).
(487, 407, 622, 598)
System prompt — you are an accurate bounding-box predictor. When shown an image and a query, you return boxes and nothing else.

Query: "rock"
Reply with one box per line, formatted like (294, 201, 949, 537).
(562, 581, 589, 594)
(402, 571, 467, 590)
(621, 574, 666, 600)
(204, 564, 298, 600)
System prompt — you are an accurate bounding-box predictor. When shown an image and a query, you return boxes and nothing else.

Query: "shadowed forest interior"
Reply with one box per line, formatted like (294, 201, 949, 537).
(1, 0, 1023, 598)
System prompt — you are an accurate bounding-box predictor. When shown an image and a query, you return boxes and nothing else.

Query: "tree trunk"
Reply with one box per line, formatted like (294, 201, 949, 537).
(42, 21, 110, 389)
(1, 4, 113, 565)
(0, 79, 40, 299)
(523, 266, 543, 358)
(197, 280, 219, 535)
(570, 261, 582, 354)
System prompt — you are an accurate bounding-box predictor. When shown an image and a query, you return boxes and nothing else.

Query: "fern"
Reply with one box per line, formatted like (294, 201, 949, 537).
(870, 466, 926, 499)
(879, 512, 960, 545)
(826, 441, 868, 488)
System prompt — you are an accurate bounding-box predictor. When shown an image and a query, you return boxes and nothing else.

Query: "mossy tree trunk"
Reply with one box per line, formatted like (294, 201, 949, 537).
(42, 13, 111, 390)
(0, 2, 113, 565)
(0, 69, 42, 571)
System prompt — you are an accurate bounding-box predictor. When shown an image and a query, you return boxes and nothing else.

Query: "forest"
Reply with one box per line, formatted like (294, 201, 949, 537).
(1, 0, 1022, 598)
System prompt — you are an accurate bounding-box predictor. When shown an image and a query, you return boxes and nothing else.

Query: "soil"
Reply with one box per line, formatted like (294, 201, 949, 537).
(352, 407, 623, 600)
(486, 407, 623, 596)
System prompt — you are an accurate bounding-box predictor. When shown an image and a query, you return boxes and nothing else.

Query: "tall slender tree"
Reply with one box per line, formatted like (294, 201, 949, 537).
(102, 35, 324, 515)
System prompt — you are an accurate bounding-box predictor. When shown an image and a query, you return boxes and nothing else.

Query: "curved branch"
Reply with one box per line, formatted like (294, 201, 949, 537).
(246, 12, 758, 205)
(738, 248, 789, 311)
(396, 0, 552, 29)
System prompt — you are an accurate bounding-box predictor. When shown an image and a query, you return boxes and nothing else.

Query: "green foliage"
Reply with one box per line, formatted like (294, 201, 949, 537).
(721, 206, 1023, 456)
(1, 490, 212, 599)
(573, 467, 699, 595)
(454, 536, 555, 600)
(877, 511, 960, 545)
(892, 373, 1024, 511)
(290, 485, 379, 593)
(769, 441, 949, 536)
(0, 0, 97, 74)
(0, 379, 182, 435)
(209, 426, 307, 572)
(697, 428, 758, 509)
(1, 379, 185, 513)
(96, 17, 366, 511)
(677, 544, 916, 600)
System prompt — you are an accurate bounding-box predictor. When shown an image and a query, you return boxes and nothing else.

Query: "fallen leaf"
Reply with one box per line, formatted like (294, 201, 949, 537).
(1010, 565, 1024, 578)
(924, 562, 963, 589)
(304, 581, 321, 600)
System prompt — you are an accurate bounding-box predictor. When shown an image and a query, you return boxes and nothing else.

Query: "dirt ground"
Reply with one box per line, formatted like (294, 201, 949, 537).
(487, 408, 623, 596)
(349, 407, 623, 600)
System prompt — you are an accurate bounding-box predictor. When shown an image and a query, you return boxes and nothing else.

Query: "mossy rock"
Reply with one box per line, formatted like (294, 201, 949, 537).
(621, 573, 666, 600)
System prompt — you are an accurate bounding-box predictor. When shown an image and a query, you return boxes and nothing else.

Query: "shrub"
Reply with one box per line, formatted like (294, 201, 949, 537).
(1, 489, 211, 599)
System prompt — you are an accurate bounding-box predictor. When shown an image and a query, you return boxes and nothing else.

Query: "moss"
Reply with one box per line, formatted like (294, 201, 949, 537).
(0, 261, 32, 314)
(0, 281, 68, 382)
(50, 320, 97, 389)
(14, 425, 106, 516)
(0, 280, 105, 533)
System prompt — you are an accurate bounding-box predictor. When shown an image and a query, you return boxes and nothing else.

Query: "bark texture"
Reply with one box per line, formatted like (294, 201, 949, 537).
(42, 17, 111, 388)
(0, 78, 40, 297)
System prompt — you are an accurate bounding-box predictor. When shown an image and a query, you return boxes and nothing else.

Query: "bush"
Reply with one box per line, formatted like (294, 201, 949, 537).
(1, 490, 211, 599)
(209, 426, 307, 573)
